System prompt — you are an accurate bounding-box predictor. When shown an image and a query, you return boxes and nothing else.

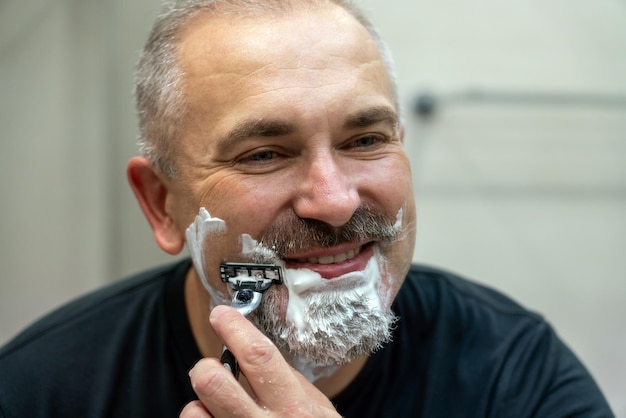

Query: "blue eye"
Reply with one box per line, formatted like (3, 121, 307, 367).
(247, 150, 277, 162)
(348, 134, 388, 151)
(354, 135, 380, 147)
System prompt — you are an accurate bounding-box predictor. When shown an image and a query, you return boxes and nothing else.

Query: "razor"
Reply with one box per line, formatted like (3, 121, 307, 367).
(219, 262, 283, 379)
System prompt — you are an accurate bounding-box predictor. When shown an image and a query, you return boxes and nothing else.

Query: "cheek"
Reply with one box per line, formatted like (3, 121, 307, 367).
(367, 157, 416, 302)
(359, 156, 414, 215)
(216, 185, 286, 239)
(195, 175, 279, 230)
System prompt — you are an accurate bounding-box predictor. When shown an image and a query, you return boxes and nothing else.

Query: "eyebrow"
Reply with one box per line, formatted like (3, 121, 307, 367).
(343, 106, 399, 130)
(227, 118, 295, 139)
(216, 118, 295, 154)
(215, 105, 399, 153)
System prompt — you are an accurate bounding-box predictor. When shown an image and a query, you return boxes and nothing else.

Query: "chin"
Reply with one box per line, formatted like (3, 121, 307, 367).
(251, 258, 398, 371)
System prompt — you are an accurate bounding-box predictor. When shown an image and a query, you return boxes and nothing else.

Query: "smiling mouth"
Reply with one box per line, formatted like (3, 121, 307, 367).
(293, 246, 362, 265)
(283, 243, 374, 279)
(285, 242, 374, 266)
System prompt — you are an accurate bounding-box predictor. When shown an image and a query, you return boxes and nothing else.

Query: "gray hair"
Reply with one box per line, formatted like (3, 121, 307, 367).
(134, 0, 398, 178)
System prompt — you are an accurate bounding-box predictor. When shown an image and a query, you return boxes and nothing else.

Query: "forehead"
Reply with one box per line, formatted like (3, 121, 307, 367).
(176, 5, 395, 136)
(179, 4, 376, 62)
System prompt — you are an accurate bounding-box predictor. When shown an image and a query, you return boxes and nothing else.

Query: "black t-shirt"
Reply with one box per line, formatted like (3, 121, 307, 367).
(0, 259, 614, 417)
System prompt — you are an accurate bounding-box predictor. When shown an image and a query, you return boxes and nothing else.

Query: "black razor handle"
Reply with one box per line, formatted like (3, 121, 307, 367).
(221, 347, 240, 380)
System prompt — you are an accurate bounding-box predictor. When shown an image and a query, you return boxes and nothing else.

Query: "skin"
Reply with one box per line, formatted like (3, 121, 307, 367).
(127, 4, 417, 417)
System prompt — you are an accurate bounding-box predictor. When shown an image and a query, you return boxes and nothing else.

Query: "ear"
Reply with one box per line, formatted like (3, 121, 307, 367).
(127, 156, 186, 255)
(399, 125, 406, 144)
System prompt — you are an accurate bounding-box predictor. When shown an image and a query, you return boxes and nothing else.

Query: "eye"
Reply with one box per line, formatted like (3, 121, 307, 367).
(345, 134, 387, 150)
(245, 150, 278, 162)
(354, 135, 381, 147)
(235, 148, 288, 172)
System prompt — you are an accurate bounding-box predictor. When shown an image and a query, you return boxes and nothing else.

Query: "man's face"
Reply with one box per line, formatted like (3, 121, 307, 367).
(168, 6, 416, 362)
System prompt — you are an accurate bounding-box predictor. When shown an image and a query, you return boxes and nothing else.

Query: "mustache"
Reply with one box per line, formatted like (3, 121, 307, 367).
(254, 205, 400, 259)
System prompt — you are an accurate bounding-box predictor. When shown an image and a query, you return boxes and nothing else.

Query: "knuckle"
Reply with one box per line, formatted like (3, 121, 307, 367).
(241, 337, 275, 367)
(192, 367, 229, 399)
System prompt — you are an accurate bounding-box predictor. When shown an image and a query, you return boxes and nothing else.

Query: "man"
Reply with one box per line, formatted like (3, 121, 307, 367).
(0, 0, 614, 417)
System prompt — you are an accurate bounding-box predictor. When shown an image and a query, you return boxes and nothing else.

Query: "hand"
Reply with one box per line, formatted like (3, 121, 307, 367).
(180, 305, 342, 418)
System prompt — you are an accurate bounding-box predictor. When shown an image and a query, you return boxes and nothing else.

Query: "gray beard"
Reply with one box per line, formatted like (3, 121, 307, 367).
(251, 286, 398, 367)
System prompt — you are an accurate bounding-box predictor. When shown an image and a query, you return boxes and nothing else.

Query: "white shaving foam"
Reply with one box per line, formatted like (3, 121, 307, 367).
(394, 207, 403, 230)
(185, 207, 230, 306)
(240, 233, 283, 265)
(185, 206, 405, 381)
(282, 255, 382, 332)
(279, 249, 389, 381)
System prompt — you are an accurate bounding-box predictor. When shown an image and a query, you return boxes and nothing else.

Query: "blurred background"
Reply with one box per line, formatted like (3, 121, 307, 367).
(1, 0, 624, 414)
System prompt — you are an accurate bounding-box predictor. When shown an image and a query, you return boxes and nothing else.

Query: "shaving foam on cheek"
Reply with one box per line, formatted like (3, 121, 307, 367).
(375, 206, 405, 306)
(185, 207, 231, 306)
(240, 234, 283, 265)
(185, 210, 284, 306)
(394, 207, 403, 230)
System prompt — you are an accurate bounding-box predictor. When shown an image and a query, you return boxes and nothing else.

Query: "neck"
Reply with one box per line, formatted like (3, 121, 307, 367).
(309, 355, 368, 399)
(184, 267, 222, 358)
(184, 266, 367, 399)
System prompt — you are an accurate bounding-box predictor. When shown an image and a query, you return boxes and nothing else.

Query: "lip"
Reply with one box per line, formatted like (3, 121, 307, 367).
(284, 242, 375, 279)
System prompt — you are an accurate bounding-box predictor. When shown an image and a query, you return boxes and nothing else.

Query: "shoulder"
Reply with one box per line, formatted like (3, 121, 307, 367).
(394, 264, 550, 363)
(0, 258, 191, 359)
(397, 264, 544, 326)
(393, 264, 615, 416)
(0, 258, 195, 417)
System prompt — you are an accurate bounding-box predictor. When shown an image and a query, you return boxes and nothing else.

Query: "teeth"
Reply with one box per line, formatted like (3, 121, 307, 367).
(299, 246, 361, 265)
(317, 255, 335, 265)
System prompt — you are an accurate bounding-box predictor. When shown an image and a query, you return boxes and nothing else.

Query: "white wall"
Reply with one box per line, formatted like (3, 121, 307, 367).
(1, 0, 111, 338)
(1, 0, 624, 414)
(0, 0, 176, 352)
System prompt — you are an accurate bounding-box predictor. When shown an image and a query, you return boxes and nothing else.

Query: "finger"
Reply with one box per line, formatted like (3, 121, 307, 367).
(188, 357, 258, 417)
(291, 367, 340, 408)
(179, 400, 213, 418)
(210, 305, 310, 407)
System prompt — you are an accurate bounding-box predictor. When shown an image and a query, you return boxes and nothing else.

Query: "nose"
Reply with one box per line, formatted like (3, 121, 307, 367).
(292, 152, 361, 227)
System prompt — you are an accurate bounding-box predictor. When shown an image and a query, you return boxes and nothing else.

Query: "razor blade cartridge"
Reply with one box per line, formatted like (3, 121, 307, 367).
(219, 263, 283, 292)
